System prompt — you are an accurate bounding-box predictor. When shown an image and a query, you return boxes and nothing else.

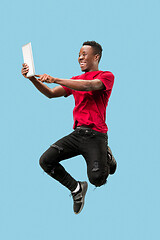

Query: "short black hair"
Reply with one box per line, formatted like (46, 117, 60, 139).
(83, 41, 103, 62)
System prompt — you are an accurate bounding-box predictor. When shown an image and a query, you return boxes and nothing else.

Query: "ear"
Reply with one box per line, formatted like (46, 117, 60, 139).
(94, 54, 100, 62)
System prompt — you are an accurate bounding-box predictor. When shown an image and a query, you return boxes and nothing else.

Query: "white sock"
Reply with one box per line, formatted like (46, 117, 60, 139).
(72, 182, 80, 193)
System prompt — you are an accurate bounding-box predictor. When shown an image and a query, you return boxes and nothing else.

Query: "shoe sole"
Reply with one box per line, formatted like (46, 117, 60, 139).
(75, 182, 88, 215)
(110, 162, 117, 175)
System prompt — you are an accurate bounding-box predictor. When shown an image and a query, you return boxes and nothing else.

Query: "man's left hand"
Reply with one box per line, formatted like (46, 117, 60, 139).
(35, 74, 55, 83)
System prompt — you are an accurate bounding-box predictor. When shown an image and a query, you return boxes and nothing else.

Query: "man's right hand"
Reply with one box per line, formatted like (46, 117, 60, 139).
(21, 63, 67, 98)
(21, 63, 29, 78)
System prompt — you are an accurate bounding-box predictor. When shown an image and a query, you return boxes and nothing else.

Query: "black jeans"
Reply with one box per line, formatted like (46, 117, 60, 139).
(39, 126, 109, 191)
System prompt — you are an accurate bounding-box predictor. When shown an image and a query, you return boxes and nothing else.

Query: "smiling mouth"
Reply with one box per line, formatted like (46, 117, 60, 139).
(80, 62, 86, 66)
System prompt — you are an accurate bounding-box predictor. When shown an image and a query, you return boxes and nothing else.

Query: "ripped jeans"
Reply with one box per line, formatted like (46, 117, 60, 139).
(39, 126, 109, 191)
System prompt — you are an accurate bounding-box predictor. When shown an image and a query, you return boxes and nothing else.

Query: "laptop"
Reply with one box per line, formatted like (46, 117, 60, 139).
(22, 42, 35, 77)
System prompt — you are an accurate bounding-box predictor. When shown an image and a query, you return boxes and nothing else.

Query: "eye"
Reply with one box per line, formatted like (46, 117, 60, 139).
(78, 53, 87, 58)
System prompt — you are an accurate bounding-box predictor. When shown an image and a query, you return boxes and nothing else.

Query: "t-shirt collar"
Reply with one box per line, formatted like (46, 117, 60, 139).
(83, 70, 102, 78)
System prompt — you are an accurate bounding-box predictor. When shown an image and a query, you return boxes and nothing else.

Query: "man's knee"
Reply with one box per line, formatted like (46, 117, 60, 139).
(88, 165, 109, 187)
(39, 153, 47, 170)
(89, 173, 107, 187)
(39, 146, 60, 172)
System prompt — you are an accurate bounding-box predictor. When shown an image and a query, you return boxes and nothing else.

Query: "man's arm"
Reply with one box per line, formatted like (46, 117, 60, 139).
(37, 74, 105, 91)
(21, 64, 66, 98)
(29, 77, 67, 98)
(54, 78, 105, 91)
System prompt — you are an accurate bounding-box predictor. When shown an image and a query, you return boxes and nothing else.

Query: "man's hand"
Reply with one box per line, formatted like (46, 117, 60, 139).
(21, 63, 29, 78)
(35, 74, 55, 83)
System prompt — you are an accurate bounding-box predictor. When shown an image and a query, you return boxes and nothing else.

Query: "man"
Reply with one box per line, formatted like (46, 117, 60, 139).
(21, 41, 117, 214)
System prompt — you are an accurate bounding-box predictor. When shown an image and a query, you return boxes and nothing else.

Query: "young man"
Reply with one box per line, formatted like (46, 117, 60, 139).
(21, 41, 117, 214)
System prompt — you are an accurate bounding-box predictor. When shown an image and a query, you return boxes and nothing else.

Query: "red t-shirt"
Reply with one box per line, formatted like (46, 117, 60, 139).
(62, 71, 114, 133)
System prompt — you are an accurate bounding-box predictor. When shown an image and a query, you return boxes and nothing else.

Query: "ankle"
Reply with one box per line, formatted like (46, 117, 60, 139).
(72, 182, 80, 193)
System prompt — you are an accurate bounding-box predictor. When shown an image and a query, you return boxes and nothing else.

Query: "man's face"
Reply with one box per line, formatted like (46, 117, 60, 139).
(78, 45, 98, 72)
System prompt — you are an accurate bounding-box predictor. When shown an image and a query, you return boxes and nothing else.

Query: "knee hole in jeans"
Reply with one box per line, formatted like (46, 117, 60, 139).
(89, 165, 109, 187)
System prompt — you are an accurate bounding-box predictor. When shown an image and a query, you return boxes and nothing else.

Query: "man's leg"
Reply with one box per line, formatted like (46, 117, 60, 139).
(77, 128, 110, 187)
(39, 132, 80, 192)
(39, 131, 88, 214)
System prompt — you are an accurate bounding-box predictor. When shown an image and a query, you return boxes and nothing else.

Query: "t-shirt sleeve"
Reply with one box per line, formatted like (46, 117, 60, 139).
(62, 85, 73, 97)
(98, 71, 115, 91)
(61, 77, 75, 97)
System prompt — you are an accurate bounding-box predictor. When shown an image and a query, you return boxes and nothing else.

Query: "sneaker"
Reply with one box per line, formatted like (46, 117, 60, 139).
(107, 146, 117, 175)
(71, 181, 88, 214)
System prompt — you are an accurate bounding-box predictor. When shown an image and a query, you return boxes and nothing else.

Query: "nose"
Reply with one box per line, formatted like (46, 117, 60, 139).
(79, 54, 84, 60)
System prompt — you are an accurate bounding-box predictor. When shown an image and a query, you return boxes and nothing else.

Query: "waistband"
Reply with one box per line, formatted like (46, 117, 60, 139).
(75, 125, 107, 137)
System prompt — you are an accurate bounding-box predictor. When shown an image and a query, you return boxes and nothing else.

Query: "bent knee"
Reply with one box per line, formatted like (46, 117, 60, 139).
(39, 154, 46, 169)
(89, 169, 109, 187)
(39, 146, 60, 172)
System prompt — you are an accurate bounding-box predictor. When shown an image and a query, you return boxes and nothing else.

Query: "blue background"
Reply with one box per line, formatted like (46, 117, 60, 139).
(0, 0, 160, 239)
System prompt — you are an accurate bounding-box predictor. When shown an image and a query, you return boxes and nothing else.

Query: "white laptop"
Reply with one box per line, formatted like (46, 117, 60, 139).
(22, 42, 35, 77)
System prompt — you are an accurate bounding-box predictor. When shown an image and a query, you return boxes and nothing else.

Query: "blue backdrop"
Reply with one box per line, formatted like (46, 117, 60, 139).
(1, 0, 160, 239)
